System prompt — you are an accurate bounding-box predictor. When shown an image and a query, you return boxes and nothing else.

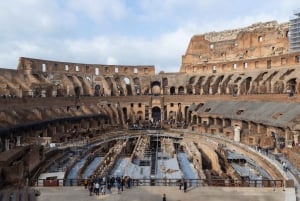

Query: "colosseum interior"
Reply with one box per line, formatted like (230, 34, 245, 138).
(1, 19, 300, 199)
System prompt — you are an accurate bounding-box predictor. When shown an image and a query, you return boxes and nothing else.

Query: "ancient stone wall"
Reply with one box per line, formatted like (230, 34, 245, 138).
(181, 21, 290, 73)
(18, 57, 155, 76)
(0, 19, 300, 187)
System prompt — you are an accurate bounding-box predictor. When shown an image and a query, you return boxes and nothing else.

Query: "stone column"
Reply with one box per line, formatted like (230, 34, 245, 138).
(234, 126, 241, 142)
(200, 86, 204, 95)
(294, 133, 299, 145)
(209, 86, 213, 95)
(16, 136, 21, 146)
(5, 139, 10, 151)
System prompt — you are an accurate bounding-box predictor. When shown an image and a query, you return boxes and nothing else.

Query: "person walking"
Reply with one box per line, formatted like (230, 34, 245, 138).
(117, 181, 121, 194)
(88, 182, 93, 196)
(183, 180, 187, 192)
(162, 193, 166, 201)
(84, 178, 88, 189)
(95, 181, 100, 196)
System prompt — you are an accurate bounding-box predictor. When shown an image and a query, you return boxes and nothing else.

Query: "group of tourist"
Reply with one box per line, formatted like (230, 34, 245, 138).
(84, 175, 132, 196)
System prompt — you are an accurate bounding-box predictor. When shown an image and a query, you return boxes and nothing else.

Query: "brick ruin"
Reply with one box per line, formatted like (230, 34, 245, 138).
(0, 20, 300, 188)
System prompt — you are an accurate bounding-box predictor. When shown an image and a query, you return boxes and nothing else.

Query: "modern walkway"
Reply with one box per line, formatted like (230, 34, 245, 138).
(35, 186, 295, 201)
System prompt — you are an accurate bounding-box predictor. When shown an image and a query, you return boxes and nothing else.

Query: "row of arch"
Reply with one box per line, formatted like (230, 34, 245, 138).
(0, 68, 298, 98)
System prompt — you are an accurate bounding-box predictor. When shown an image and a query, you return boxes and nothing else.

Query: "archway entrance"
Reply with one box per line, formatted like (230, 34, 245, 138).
(151, 81, 161, 96)
(152, 107, 161, 125)
(94, 85, 101, 96)
(74, 86, 81, 98)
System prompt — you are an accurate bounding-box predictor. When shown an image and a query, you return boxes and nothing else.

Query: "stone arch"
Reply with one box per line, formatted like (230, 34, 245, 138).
(224, 118, 231, 127)
(74, 86, 81, 98)
(241, 120, 249, 130)
(222, 74, 233, 95)
(168, 111, 176, 123)
(286, 78, 297, 94)
(170, 86, 176, 95)
(279, 69, 295, 80)
(273, 81, 284, 94)
(31, 73, 45, 83)
(195, 76, 205, 95)
(212, 75, 224, 95)
(94, 84, 101, 96)
(184, 106, 189, 125)
(163, 78, 168, 86)
(241, 77, 252, 95)
(56, 84, 66, 97)
(124, 77, 132, 96)
(184, 77, 194, 95)
(152, 107, 161, 123)
(162, 78, 168, 95)
(105, 77, 114, 96)
(192, 115, 197, 124)
(189, 76, 196, 84)
(216, 117, 223, 126)
(151, 81, 161, 95)
(264, 71, 278, 93)
(187, 77, 196, 95)
(177, 103, 183, 122)
(123, 107, 129, 124)
(133, 77, 141, 95)
(67, 75, 82, 96)
(77, 76, 91, 96)
(203, 75, 215, 95)
(178, 86, 184, 95)
(114, 77, 124, 96)
(137, 111, 143, 121)
(250, 73, 265, 94)
(45, 85, 53, 97)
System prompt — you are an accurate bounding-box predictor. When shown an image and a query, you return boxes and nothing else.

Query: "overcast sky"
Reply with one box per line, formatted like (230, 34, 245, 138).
(0, 0, 298, 73)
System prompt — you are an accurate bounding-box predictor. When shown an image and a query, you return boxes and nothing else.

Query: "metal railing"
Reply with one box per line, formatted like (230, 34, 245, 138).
(30, 178, 284, 188)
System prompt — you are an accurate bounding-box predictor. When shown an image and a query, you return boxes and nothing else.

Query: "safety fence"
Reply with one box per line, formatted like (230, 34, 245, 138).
(31, 178, 284, 188)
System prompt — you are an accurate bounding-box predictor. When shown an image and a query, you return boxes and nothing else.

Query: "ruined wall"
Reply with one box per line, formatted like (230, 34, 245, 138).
(0, 19, 300, 186)
(17, 57, 155, 76)
(181, 21, 291, 73)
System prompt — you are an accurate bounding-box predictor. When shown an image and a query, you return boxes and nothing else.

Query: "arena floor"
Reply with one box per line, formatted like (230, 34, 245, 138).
(36, 185, 295, 201)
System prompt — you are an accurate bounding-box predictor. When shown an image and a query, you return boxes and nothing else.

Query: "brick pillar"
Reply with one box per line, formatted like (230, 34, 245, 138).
(294, 133, 299, 145)
(5, 139, 10, 151)
(16, 136, 21, 146)
(200, 86, 204, 95)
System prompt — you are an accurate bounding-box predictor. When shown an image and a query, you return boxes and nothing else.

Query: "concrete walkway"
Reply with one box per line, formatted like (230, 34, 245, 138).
(36, 186, 295, 201)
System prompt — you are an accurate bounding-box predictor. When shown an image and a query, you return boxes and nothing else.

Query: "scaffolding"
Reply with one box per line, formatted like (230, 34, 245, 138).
(289, 9, 300, 52)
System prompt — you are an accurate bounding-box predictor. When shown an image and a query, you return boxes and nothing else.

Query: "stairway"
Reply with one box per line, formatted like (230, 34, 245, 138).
(151, 151, 156, 175)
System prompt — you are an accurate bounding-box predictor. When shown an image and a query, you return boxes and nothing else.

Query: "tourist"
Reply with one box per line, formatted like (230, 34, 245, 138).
(183, 180, 187, 192)
(101, 184, 106, 195)
(95, 181, 100, 196)
(84, 178, 88, 189)
(282, 162, 287, 172)
(121, 177, 125, 191)
(127, 176, 131, 189)
(107, 181, 112, 194)
(179, 178, 184, 190)
(117, 181, 121, 194)
(162, 193, 167, 201)
(88, 182, 93, 196)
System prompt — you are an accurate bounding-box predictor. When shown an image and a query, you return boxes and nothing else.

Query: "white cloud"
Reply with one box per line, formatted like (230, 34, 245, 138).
(66, 0, 127, 23)
(0, 0, 76, 40)
(0, 0, 299, 73)
(106, 57, 118, 65)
